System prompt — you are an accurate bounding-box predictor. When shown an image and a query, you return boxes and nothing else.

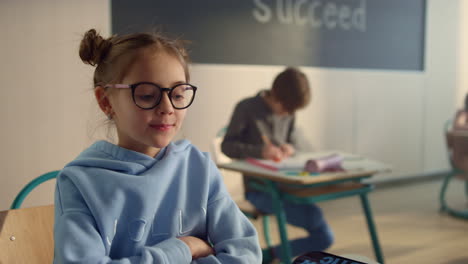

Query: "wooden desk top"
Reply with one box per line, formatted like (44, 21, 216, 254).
(217, 151, 391, 185)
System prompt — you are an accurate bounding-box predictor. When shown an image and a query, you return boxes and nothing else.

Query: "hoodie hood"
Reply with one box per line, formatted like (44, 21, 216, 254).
(65, 139, 191, 175)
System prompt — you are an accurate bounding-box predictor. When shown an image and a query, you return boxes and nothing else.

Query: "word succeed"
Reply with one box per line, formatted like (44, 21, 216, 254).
(252, 0, 367, 32)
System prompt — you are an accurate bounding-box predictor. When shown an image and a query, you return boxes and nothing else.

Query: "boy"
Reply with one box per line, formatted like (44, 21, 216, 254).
(221, 67, 333, 262)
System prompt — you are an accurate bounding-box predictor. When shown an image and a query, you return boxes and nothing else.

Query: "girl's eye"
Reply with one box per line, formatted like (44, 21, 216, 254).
(138, 94, 156, 102)
(172, 94, 185, 101)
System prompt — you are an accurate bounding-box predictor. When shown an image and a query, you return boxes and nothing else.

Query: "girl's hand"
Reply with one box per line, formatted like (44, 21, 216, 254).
(178, 236, 215, 259)
(280, 144, 295, 158)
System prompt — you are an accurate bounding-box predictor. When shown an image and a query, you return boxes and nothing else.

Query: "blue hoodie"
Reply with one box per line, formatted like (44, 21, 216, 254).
(54, 140, 261, 263)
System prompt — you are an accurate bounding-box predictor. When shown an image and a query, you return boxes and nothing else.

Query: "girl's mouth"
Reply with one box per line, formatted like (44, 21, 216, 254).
(150, 124, 174, 131)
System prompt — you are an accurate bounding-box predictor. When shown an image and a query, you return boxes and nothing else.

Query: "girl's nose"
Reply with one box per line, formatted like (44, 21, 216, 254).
(156, 93, 174, 115)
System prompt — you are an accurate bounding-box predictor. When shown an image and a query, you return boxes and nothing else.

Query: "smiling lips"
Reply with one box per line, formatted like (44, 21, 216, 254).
(150, 123, 174, 131)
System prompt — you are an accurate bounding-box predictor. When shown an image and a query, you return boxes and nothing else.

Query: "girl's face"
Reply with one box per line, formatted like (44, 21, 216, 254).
(109, 50, 187, 157)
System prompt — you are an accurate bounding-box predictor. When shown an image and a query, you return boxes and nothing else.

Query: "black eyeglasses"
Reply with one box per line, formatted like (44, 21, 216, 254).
(105, 82, 197, 110)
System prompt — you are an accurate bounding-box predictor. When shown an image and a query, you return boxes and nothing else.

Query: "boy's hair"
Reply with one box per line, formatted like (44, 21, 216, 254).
(270, 67, 311, 113)
(79, 29, 190, 87)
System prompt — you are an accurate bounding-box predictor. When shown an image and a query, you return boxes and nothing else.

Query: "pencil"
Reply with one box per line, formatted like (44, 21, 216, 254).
(255, 120, 282, 162)
(261, 134, 272, 146)
(255, 120, 272, 145)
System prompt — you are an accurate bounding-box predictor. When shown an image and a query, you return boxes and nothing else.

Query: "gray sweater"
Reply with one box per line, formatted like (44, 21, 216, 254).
(221, 91, 306, 159)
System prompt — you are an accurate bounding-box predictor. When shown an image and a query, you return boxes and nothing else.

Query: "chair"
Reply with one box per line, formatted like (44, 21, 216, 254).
(211, 128, 274, 252)
(0, 205, 55, 263)
(440, 119, 468, 219)
(11, 170, 60, 209)
(0, 171, 60, 263)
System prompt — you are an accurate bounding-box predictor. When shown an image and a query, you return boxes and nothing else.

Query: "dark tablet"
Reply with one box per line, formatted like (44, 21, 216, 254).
(293, 251, 369, 264)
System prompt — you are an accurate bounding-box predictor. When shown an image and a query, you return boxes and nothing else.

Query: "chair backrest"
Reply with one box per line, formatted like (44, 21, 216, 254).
(11, 170, 60, 209)
(0, 205, 54, 264)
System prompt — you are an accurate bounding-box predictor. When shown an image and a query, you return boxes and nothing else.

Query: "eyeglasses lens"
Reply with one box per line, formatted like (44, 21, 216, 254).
(134, 83, 161, 109)
(171, 84, 195, 109)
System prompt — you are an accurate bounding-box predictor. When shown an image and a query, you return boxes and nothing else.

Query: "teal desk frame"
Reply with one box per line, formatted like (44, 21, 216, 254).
(218, 154, 387, 264)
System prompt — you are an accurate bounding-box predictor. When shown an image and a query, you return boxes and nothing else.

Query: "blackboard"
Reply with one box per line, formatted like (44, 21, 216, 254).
(112, 0, 426, 70)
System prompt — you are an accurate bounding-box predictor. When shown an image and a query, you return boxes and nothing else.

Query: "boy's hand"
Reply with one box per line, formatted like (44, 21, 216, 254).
(280, 144, 295, 158)
(262, 143, 284, 162)
(178, 236, 215, 259)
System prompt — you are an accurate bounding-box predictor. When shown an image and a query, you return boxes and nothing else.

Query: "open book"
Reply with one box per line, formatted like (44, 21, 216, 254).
(246, 153, 345, 173)
(246, 157, 306, 171)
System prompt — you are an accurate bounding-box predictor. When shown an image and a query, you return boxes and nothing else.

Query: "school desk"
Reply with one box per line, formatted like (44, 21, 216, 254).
(217, 151, 390, 264)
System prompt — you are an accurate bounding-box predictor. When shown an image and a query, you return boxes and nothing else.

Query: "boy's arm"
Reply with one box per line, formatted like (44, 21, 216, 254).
(221, 103, 263, 159)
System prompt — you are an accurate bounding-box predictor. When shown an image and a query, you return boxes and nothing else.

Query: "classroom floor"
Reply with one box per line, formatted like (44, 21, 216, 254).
(249, 177, 468, 264)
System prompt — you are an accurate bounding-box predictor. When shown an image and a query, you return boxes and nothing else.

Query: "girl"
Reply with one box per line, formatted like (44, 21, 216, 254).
(53, 29, 261, 263)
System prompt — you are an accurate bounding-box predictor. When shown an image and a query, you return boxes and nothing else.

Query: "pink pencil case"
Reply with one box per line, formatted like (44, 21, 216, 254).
(304, 154, 344, 173)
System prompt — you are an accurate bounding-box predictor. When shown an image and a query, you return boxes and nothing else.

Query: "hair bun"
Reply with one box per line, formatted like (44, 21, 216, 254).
(79, 29, 112, 66)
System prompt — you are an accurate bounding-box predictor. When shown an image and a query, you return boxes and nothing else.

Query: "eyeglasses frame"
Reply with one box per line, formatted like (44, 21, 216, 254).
(104, 82, 197, 110)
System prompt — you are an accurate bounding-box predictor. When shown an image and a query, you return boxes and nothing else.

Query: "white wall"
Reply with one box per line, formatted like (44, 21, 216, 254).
(1, 0, 467, 210)
(0, 0, 110, 210)
(422, 0, 462, 173)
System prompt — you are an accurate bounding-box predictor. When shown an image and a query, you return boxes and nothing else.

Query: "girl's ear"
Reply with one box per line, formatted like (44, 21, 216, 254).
(95, 86, 113, 118)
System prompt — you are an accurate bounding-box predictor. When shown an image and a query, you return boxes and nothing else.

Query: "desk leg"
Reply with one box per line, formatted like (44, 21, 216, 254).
(360, 193, 384, 264)
(269, 183, 292, 264)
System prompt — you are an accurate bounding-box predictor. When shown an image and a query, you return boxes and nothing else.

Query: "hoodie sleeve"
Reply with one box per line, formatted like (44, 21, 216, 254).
(54, 173, 192, 264)
(191, 158, 262, 263)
